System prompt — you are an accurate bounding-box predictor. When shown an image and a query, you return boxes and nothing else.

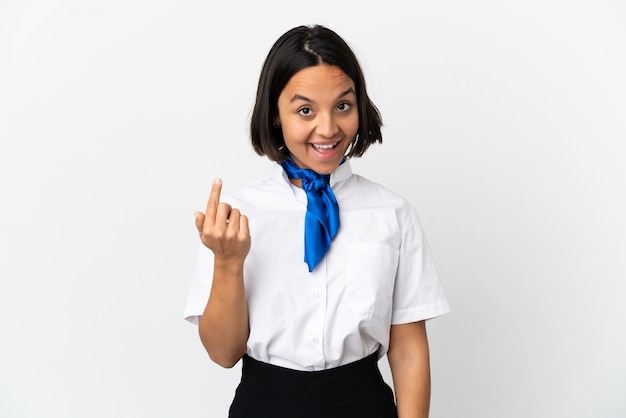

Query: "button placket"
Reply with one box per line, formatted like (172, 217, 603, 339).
(307, 260, 327, 360)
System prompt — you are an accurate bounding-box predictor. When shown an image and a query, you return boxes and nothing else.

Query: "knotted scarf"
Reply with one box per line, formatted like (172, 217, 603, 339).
(280, 157, 340, 272)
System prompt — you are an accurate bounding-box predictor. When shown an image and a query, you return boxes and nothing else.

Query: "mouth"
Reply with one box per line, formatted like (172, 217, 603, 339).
(310, 142, 339, 150)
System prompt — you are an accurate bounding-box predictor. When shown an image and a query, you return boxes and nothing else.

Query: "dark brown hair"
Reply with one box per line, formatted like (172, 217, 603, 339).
(250, 25, 383, 161)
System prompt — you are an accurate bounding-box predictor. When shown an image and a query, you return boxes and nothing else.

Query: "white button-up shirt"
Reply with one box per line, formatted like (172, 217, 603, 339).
(184, 160, 450, 371)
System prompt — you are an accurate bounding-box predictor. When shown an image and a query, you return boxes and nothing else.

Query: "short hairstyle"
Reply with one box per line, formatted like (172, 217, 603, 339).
(250, 25, 383, 162)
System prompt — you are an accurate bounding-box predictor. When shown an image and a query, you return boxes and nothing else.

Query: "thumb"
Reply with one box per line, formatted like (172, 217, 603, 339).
(194, 211, 205, 230)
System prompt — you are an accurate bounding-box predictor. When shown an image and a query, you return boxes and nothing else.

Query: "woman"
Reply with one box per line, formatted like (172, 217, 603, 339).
(185, 24, 450, 418)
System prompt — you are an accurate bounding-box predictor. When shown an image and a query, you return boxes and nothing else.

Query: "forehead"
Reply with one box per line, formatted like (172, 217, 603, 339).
(282, 64, 355, 95)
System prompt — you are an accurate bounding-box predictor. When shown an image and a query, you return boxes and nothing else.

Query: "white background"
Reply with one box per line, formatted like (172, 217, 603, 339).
(1, 1, 625, 417)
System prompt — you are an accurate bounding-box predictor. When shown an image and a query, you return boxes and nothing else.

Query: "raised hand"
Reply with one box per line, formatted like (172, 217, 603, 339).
(195, 178, 251, 264)
(195, 179, 251, 367)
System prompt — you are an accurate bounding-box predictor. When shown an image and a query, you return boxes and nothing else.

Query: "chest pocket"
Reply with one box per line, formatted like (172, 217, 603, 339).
(330, 242, 399, 319)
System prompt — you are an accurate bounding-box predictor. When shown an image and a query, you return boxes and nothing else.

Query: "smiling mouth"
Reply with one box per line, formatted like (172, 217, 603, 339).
(311, 142, 338, 150)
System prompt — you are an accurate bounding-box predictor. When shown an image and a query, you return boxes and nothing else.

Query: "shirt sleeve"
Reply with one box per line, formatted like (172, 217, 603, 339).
(391, 204, 450, 324)
(183, 244, 214, 325)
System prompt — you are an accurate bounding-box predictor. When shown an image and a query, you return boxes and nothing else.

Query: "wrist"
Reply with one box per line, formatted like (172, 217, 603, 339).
(214, 254, 245, 267)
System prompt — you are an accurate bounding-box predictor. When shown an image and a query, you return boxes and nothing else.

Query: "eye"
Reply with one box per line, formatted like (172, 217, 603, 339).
(337, 102, 352, 112)
(298, 107, 312, 116)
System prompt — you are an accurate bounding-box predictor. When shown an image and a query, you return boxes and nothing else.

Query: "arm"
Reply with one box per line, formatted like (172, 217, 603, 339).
(194, 179, 251, 368)
(387, 321, 431, 418)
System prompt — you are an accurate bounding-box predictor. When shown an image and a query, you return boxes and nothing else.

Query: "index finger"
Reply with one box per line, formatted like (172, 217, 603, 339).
(205, 178, 223, 222)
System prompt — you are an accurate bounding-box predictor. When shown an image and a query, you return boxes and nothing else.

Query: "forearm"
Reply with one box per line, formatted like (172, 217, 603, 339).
(388, 321, 431, 418)
(390, 353, 430, 418)
(199, 258, 249, 368)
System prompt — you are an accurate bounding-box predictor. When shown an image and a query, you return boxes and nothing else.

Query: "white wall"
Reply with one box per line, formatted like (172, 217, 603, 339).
(1, 1, 625, 417)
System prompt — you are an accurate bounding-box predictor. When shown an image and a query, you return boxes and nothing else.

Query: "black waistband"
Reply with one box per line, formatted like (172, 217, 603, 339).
(239, 352, 384, 404)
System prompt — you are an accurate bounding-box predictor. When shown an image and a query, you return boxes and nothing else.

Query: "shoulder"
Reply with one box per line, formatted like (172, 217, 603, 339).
(337, 173, 415, 213)
(221, 173, 295, 214)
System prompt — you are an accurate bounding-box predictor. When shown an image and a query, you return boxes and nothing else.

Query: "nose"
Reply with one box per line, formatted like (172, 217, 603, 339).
(316, 112, 339, 138)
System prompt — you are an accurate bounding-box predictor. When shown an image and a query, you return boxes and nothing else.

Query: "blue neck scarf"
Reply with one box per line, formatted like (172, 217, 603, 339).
(280, 157, 340, 272)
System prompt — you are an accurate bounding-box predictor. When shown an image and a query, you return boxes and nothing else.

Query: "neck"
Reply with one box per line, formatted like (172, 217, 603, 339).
(289, 178, 303, 188)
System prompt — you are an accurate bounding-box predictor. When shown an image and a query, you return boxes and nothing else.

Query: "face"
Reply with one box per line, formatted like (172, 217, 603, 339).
(276, 64, 359, 175)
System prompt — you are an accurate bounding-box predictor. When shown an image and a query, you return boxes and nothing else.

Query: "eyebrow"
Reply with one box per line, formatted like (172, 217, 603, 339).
(290, 87, 356, 103)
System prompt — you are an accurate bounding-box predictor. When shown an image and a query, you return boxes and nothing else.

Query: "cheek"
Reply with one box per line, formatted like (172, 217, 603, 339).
(344, 114, 360, 137)
(282, 121, 309, 142)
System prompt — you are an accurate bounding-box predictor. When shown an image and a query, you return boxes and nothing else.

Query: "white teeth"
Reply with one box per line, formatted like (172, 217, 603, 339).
(312, 143, 337, 149)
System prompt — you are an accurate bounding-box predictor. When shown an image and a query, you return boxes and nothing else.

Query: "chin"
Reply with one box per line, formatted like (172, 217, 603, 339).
(311, 161, 342, 175)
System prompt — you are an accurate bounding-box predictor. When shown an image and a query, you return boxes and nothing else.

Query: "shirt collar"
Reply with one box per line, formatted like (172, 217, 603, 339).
(272, 158, 353, 188)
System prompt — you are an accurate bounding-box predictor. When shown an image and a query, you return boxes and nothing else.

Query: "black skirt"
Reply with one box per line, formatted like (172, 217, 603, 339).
(228, 352, 398, 418)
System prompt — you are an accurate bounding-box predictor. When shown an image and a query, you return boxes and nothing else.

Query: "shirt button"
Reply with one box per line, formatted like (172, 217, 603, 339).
(312, 338, 319, 344)
(313, 290, 320, 298)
